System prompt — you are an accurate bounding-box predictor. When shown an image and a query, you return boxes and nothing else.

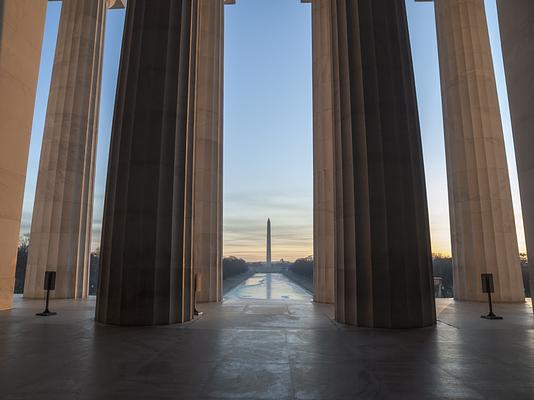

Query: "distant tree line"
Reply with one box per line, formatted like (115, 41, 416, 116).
(87, 253, 254, 295)
(223, 256, 249, 279)
(286, 253, 532, 298)
(13, 238, 29, 294)
(12, 240, 532, 298)
(432, 254, 454, 298)
(290, 256, 313, 279)
(432, 253, 531, 298)
(520, 253, 530, 297)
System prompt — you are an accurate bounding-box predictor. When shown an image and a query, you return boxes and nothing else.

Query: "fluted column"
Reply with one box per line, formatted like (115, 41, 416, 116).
(217, 1, 225, 301)
(332, 0, 435, 328)
(497, 0, 534, 309)
(432, 0, 524, 302)
(193, 0, 224, 303)
(96, 0, 197, 326)
(310, 0, 335, 304)
(0, 0, 47, 309)
(23, 0, 109, 300)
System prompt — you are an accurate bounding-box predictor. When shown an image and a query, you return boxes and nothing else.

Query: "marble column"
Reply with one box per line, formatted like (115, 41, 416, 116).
(310, 0, 335, 304)
(96, 0, 197, 325)
(332, 0, 435, 328)
(23, 0, 115, 300)
(431, 0, 524, 302)
(193, 0, 224, 303)
(217, 1, 225, 302)
(497, 1, 534, 308)
(0, 0, 47, 310)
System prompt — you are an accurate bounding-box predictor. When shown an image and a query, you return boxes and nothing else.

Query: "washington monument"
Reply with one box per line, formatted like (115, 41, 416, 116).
(266, 218, 272, 267)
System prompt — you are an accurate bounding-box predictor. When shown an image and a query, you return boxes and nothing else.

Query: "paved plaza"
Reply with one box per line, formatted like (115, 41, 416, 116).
(1, 289, 533, 399)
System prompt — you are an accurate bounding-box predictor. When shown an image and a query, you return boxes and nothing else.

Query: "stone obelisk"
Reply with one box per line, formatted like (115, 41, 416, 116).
(24, 0, 114, 299)
(0, 0, 47, 310)
(430, 0, 524, 302)
(266, 218, 272, 267)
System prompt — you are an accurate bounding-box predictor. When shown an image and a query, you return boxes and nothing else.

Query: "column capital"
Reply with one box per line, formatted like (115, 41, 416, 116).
(107, 0, 126, 9)
(49, 0, 126, 9)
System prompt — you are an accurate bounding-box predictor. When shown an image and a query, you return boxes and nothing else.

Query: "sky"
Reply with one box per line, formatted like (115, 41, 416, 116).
(21, 0, 526, 262)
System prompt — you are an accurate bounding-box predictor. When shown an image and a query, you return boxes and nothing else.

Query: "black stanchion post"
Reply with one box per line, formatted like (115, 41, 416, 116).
(36, 271, 57, 317)
(194, 273, 203, 316)
(481, 273, 502, 320)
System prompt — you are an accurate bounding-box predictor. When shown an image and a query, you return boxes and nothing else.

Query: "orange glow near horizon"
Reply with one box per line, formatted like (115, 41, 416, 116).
(223, 224, 526, 262)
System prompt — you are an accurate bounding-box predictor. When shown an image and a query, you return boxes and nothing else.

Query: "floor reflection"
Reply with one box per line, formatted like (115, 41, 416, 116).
(225, 273, 312, 301)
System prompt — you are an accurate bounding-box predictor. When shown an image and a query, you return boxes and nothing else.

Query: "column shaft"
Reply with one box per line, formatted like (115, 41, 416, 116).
(497, 0, 534, 307)
(311, 0, 335, 304)
(193, 0, 224, 303)
(217, 0, 225, 301)
(96, 0, 197, 325)
(434, 0, 524, 302)
(24, 0, 106, 300)
(0, 0, 47, 309)
(332, 0, 435, 328)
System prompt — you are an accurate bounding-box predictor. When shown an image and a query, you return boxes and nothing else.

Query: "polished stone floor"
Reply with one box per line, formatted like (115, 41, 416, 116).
(1, 286, 533, 399)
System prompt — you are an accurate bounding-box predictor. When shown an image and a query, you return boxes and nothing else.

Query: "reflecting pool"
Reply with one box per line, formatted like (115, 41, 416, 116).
(225, 273, 312, 301)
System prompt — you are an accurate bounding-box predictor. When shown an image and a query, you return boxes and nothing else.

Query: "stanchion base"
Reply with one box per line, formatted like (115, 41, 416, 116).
(36, 311, 57, 317)
(481, 314, 503, 320)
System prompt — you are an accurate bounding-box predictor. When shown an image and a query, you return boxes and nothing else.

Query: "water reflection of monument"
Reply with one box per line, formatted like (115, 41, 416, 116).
(225, 273, 311, 301)
(266, 219, 272, 297)
(266, 218, 272, 267)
